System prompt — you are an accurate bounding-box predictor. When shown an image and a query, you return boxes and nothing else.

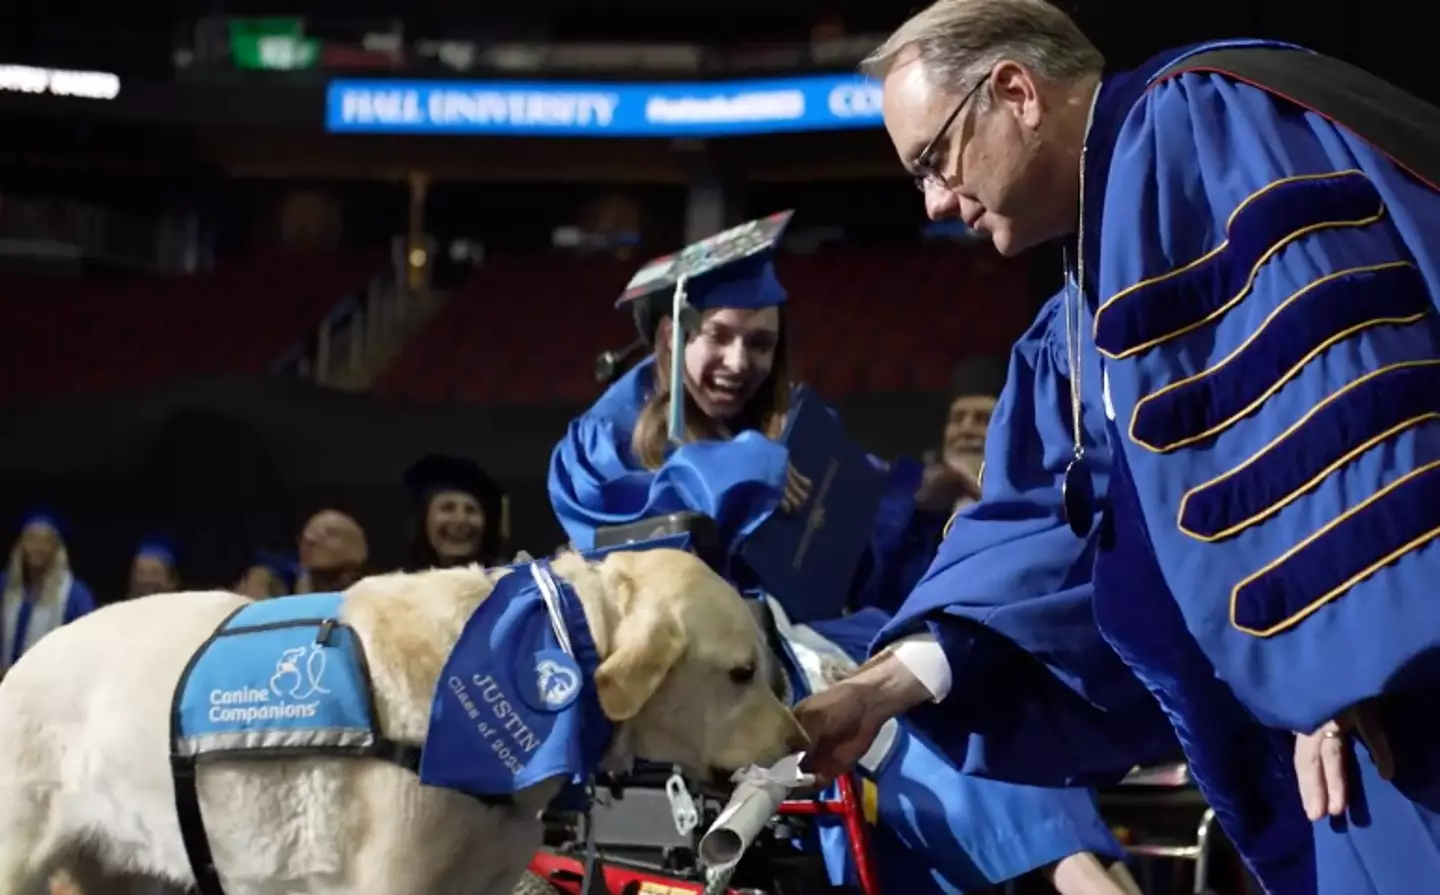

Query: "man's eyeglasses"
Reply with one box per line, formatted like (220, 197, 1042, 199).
(911, 72, 992, 193)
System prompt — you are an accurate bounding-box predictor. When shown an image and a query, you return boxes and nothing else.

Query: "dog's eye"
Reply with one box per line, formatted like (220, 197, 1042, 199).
(729, 664, 756, 685)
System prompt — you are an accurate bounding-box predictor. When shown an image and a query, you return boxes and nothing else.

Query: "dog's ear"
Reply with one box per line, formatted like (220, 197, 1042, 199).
(593, 562, 686, 722)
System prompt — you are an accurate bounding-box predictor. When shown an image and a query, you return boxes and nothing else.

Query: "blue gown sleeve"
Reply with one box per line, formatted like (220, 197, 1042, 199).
(1094, 72, 1440, 734)
(548, 414, 789, 552)
(63, 578, 96, 621)
(874, 299, 1176, 786)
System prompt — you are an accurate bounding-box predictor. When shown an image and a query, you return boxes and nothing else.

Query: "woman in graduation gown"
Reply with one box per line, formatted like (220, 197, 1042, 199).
(403, 454, 509, 570)
(547, 218, 1136, 895)
(1, 510, 96, 676)
(127, 534, 181, 599)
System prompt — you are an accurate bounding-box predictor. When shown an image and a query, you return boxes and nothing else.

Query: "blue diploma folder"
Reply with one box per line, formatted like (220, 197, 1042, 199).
(739, 387, 885, 622)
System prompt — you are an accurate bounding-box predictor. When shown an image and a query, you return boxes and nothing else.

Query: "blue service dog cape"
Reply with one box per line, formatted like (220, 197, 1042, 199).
(171, 592, 413, 895)
(420, 561, 612, 799)
(173, 593, 382, 758)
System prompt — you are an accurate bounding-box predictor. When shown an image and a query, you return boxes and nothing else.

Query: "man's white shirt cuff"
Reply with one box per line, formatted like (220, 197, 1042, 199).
(889, 632, 952, 702)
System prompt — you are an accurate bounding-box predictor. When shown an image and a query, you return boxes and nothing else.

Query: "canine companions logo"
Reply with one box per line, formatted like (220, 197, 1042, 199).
(270, 645, 331, 700)
(534, 651, 581, 712)
(207, 643, 331, 724)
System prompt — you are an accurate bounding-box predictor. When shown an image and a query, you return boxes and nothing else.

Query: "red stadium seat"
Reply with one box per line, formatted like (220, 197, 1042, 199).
(0, 249, 383, 401)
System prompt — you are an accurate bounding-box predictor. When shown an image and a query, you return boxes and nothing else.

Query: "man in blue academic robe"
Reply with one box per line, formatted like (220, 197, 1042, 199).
(795, 2, 1440, 892)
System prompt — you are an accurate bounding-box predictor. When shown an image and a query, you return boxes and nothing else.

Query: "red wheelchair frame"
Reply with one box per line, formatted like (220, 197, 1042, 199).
(526, 772, 879, 895)
(531, 515, 882, 895)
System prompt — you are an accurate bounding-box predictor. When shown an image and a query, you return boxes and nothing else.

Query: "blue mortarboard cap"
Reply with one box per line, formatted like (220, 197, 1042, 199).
(615, 211, 795, 442)
(616, 210, 794, 315)
(134, 534, 177, 567)
(18, 507, 64, 538)
(595, 211, 794, 385)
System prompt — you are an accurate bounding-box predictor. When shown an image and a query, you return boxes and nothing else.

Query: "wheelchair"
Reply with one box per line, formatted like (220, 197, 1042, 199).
(515, 511, 870, 895)
(519, 513, 1247, 895)
(1101, 763, 1261, 895)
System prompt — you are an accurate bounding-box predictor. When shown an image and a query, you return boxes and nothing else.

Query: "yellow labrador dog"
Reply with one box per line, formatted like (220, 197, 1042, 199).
(0, 548, 805, 895)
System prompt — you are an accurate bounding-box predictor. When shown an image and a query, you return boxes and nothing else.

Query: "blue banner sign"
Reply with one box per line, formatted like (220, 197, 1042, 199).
(325, 74, 883, 137)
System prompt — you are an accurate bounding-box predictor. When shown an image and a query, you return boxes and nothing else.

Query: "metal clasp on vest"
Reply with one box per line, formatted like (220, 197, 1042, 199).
(315, 618, 336, 646)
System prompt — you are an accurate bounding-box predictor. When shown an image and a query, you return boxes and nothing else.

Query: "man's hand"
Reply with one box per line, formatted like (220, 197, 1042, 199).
(1295, 700, 1394, 821)
(914, 461, 980, 512)
(795, 653, 933, 782)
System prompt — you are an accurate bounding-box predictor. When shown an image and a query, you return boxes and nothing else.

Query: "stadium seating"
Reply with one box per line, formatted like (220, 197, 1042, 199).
(0, 245, 1026, 405)
(0, 250, 381, 401)
(375, 246, 1030, 404)
(376, 254, 636, 406)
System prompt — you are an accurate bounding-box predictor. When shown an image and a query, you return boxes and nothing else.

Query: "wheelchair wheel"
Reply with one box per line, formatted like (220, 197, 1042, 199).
(512, 870, 563, 894)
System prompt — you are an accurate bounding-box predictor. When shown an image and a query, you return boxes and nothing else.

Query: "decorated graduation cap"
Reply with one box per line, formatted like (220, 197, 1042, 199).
(950, 356, 1009, 400)
(134, 534, 178, 569)
(403, 453, 511, 555)
(600, 210, 796, 441)
(595, 211, 795, 386)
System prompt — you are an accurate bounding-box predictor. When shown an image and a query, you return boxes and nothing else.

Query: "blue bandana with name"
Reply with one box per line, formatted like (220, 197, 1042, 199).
(421, 562, 611, 798)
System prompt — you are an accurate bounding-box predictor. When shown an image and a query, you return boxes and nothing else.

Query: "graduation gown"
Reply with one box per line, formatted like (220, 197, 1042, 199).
(548, 357, 942, 613)
(1084, 40, 1440, 893)
(0, 569, 96, 672)
(547, 359, 1124, 892)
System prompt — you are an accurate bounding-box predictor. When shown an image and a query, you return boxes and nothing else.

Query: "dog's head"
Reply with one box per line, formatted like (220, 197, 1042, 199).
(582, 548, 807, 783)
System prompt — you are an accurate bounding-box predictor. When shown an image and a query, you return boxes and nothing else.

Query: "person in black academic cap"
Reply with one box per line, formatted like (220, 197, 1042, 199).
(936, 356, 1007, 512)
(403, 454, 509, 570)
(127, 535, 181, 599)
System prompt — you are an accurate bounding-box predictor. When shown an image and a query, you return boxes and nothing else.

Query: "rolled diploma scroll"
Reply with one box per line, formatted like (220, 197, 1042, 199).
(698, 752, 815, 869)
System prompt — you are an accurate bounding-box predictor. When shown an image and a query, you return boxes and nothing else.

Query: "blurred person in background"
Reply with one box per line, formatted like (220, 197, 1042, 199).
(403, 453, 509, 570)
(1, 510, 96, 675)
(234, 549, 300, 600)
(295, 509, 367, 594)
(126, 534, 180, 599)
(549, 223, 1136, 895)
(940, 356, 1004, 510)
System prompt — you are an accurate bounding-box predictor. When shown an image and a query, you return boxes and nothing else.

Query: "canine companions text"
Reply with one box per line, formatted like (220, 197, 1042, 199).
(0, 548, 806, 895)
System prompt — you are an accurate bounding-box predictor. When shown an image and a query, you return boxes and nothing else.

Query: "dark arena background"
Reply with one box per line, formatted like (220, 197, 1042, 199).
(0, 2, 1420, 892)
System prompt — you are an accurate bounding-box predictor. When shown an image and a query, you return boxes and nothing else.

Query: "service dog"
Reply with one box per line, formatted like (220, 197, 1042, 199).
(0, 548, 806, 895)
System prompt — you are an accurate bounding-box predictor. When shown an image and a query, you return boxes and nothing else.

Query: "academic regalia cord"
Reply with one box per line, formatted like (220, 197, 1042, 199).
(1061, 83, 1103, 538)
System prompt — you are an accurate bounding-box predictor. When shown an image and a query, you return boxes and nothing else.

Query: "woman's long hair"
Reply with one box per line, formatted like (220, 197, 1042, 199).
(630, 308, 792, 469)
(3, 540, 70, 614)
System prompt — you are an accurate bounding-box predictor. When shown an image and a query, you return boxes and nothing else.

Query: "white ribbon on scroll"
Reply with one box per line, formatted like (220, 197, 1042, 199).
(698, 752, 815, 870)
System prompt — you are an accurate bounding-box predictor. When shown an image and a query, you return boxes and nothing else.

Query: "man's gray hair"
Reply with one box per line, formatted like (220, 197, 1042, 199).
(861, 0, 1104, 99)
